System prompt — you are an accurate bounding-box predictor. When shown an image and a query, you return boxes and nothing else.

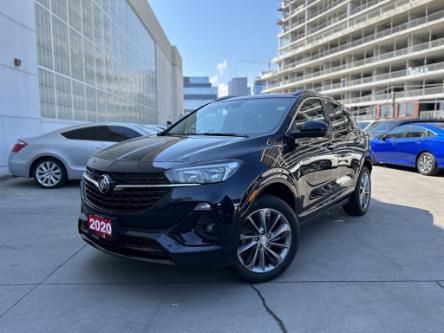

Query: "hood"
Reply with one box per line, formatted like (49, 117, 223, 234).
(95, 135, 262, 166)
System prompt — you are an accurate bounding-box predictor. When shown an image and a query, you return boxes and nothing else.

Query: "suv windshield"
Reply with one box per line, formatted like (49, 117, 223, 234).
(165, 98, 295, 137)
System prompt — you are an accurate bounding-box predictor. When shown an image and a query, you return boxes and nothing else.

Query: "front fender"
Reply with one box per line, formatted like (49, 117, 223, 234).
(238, 168, 298, 216)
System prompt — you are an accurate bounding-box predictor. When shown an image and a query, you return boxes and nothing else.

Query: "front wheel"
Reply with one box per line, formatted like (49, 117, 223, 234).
(343, 166, 371, 216)
(234, 195, 299, 283)
(417, 152, 439, 176)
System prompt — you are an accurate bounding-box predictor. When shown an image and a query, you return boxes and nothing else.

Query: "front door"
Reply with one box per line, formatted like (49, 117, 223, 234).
(283, 97, 337, 218)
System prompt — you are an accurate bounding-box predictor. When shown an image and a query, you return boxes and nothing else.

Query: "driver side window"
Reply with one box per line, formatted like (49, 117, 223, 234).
(385, 126, 407, 139)
(291, 98, 326, 133)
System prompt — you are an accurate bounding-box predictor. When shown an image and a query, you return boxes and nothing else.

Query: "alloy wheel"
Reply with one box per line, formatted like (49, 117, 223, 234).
(359, 171, 370, 209)
(418, 154, 433, 174)
(359, 172, 370, 209)
(36, 161, 62, 187)
(237, 208, 292, 273)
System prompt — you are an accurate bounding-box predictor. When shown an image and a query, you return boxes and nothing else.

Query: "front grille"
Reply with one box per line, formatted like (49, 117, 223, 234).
(84, 167, 170, 211)
(86, 167, 170, 185)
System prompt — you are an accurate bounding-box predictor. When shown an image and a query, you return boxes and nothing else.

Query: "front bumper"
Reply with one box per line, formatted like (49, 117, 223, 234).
(78, 183, 244, 267)
(78, 212, 233, 266)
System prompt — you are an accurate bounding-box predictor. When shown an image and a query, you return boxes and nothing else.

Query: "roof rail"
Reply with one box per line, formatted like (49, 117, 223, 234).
(292, 89, 308, 96)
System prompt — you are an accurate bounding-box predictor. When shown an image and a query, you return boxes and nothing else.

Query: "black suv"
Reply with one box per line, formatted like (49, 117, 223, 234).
(79, 91, 372, 282)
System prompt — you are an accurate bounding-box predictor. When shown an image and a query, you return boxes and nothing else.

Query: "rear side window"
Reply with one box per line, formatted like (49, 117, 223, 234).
(291, 98, 326, 133)
(404, 126, 429, 138)
(62, 127, 97, 140)
(324, 102, 351, 131)
(95, 126, 140, 142)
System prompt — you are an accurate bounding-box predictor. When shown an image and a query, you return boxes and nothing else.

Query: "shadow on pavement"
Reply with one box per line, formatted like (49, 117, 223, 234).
(376, 164, 444, 177)
(73, 198, 439, 285)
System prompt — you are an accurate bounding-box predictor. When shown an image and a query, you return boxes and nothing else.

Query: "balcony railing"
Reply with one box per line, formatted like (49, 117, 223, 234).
(307, 11, 347, 35)
(340, 86, 444, 105)
(279, 0, 427, 57)
(307, 0, 344, 20)
(275, 8, 444, 71)
(265, 56, 444, 92)
(350, 0, 384, 15)
(279, 36, 444, 84)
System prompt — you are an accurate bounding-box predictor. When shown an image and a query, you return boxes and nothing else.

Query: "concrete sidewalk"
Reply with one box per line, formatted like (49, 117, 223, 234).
(0, 166, 443, 332)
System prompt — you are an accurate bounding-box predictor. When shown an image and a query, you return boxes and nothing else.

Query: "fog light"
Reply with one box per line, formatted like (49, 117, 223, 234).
(194, 203, 211, 211)
(195, 212, 218, 242)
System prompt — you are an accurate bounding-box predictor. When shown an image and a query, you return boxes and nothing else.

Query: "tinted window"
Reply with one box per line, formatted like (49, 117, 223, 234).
(62, 127, 97, 140)
(385, 126, 408, 139)
(291, 99, 326, 132)
(167, 98, 294, 136)
(324, 102, 351, 131)
(404, 126, 428, 138)
(95, 126, 141, 142)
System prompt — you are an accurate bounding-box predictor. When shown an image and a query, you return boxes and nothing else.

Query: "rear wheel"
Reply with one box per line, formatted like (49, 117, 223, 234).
(417, 152, 439, 176)
(234, 195, 299, 283)
(343, 166, 371, 216)
(33, 158, 67, 188)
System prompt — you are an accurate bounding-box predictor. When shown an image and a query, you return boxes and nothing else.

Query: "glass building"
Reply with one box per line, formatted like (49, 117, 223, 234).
(183, 77, 218, 114)
(0, 0, 182, 171)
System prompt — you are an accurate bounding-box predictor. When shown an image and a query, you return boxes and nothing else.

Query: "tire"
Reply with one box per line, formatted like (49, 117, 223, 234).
(416, 152, 439, 176)
(234, 195, 300, 283)
(33, 158, 67, 188)
(343, 166, 371, 216)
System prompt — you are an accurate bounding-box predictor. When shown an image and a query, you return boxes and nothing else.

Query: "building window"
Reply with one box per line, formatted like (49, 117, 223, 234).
(399, 103, 414, 117)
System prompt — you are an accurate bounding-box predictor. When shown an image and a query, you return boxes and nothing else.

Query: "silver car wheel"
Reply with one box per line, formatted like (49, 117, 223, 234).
(35, 161, 62, 187)
(237, 208, 292, 273)
(418, 154, 433, 174)
(359, 171, 370, 209)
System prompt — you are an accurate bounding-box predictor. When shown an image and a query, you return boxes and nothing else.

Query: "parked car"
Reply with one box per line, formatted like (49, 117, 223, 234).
(8, 123, 162, 188)
(79, 91, 373, 282)
(371, 122, 444, 175)
(366, 119, 444, 138)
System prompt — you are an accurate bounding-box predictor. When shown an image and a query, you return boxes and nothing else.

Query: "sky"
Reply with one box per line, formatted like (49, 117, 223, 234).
(149, 0, 280, 96)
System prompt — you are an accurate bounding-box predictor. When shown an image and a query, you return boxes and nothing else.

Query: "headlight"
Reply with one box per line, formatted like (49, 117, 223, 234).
(165, 160, 241, 184)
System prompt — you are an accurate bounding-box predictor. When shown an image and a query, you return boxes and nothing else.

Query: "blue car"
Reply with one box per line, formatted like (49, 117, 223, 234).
(371, 122, 444, 176)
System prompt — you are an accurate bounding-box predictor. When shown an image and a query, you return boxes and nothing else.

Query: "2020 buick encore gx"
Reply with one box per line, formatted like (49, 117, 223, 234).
(78, 91, 372, 282)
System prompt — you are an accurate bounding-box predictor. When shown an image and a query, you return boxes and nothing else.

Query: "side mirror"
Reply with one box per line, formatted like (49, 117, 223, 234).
(380, 134, 388, 141)
(291, 120, 329, 139)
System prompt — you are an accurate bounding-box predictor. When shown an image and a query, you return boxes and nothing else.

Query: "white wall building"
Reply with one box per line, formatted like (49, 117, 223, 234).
(263, 0, 444, 120)
(0, 0, 182, 172)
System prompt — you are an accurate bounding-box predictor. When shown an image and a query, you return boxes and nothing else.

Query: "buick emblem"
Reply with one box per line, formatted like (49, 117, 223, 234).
(97, 174, 114, 194)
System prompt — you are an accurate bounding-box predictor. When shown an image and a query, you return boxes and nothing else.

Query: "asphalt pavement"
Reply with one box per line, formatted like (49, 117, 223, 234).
(0, 166, 443, 332)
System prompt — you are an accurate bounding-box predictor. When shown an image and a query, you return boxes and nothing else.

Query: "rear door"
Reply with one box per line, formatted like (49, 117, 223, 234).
(323, 101, 364, 198)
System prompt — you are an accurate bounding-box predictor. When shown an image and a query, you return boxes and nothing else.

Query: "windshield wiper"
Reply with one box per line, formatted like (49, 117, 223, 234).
(197, 132, 249, 138)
